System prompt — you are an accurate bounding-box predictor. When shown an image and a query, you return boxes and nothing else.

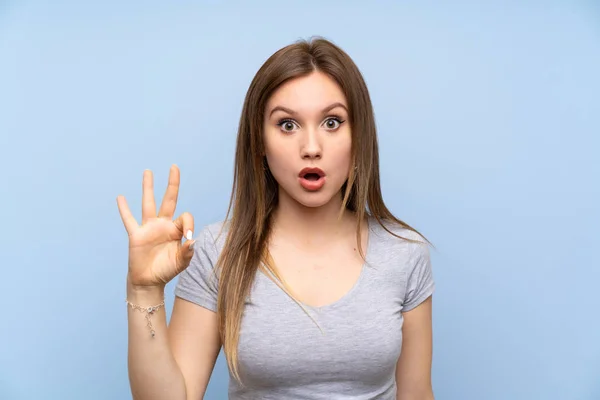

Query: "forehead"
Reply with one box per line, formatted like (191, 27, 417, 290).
(266, 71, 347, 112)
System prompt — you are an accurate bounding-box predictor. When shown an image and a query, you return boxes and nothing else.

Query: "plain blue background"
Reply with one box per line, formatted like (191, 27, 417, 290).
(1, 1, 598, 399)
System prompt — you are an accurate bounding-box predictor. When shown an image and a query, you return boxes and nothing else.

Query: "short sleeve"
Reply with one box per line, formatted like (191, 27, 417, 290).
(174, 226, 220, 312)
(402, 241, 435, 312)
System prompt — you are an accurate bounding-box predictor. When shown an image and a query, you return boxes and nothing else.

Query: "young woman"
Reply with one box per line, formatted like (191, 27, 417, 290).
(118, 37, 435, 400)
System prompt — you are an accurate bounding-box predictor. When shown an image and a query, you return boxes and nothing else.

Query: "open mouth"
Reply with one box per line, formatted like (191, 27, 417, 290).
(299, 167, 325, 179)
(298, 167, 326, 191)
(302, 173, 321, 181)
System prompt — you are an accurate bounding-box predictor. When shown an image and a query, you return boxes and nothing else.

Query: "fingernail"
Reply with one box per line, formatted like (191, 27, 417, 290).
(186, 230, 193, 241)
(189, 240, 195, 250)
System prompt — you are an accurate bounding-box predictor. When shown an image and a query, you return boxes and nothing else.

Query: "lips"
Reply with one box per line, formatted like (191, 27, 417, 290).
(299, 167, 325, 180)
(298, 167, 326, 191)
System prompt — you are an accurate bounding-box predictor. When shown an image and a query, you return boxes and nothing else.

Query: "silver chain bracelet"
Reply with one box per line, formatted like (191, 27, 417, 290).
(125, 298, 165, 338)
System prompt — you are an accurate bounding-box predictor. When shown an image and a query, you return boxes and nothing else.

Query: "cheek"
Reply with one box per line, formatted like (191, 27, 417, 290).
(263, 133, 291, 172)
(332, 134, 353, 171)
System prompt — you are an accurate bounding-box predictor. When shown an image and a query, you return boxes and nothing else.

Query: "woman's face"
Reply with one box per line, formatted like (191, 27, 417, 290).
(263, 70, 352, 209)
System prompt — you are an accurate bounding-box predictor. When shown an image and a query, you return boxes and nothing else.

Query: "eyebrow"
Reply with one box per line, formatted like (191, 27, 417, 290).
(268, 102, 348, 118)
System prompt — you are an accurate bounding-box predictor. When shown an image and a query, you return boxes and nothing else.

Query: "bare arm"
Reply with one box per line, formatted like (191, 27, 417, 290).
(127, 284, 187, 400)
(127, 284, 221, 400)
(168, 297, 221, 399)
(119, 166, 221, 400)
(395, 295, 434, 400)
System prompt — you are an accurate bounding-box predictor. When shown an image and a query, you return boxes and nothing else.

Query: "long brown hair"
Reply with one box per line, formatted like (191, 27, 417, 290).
(216, 36, 429, 382)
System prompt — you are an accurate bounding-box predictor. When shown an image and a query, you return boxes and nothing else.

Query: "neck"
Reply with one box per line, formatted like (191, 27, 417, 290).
(271, 190, 356, 242)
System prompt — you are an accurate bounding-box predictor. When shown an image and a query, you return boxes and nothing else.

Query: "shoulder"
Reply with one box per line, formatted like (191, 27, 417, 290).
(368, 217, 435, 308)
(370, 217, 428, 251)
(368, 216, 431, 274)
(174, 219, 231, 309)
(185, 219, 230, 272)
(195, 219, 230, 254)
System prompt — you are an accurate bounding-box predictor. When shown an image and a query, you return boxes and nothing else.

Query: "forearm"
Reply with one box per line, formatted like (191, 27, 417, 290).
(396, 388, 435, 400)
(127, 284, 187, 400)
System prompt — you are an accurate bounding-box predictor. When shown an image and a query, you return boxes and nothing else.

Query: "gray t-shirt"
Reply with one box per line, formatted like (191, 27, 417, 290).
(175, 216, 435, 399)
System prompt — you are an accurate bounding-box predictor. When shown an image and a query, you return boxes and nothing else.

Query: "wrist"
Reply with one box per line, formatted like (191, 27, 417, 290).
(126, 278, 165, 303)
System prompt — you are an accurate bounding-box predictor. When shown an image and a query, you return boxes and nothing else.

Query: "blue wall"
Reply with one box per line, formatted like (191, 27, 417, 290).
(1, 1, 598, 399)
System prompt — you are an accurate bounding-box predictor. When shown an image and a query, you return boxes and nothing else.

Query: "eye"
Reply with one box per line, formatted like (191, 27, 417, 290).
(323, 117, 345, 131)
(277, 119, 299, 133)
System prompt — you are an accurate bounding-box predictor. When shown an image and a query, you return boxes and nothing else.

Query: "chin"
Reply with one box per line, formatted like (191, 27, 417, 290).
(290, 189, 341, 209)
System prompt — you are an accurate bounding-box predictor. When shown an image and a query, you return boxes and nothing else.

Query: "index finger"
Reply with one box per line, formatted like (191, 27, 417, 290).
(158, 164, 180, 219)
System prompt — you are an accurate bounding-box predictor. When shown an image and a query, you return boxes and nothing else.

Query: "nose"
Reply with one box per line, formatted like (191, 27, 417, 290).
(300, 128, 322, 160)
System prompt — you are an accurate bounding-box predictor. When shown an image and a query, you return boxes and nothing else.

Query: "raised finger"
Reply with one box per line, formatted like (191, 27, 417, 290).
(142, 169, 156, 223)
(116, 195, 139, 235)
(158, 164, 180, 219)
